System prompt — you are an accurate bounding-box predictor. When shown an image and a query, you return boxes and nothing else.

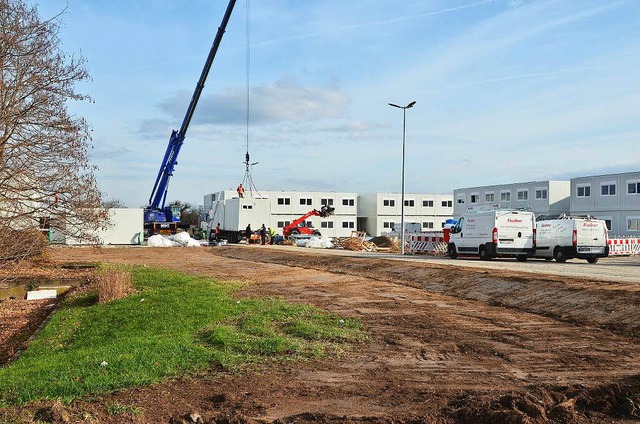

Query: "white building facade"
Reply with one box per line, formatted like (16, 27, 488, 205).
(204, 190, 358, 238)
(268, 190, 358, 238)
(570, 171, 640, 236)
(357, 193, 453, 236)
(453, 181, 570, 217)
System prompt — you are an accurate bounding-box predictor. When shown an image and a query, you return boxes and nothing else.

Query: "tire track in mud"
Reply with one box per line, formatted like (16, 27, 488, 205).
(213, 247, 640, 338)
(205, 247, 640, 421)
(46, 247, 640, 422)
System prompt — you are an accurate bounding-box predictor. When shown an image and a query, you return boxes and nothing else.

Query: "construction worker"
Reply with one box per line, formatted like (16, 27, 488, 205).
(260, 224, 267, 245)
(237, 183, 245, 198)
(245, 224, 252, 243)
(268, 227, 276, 245)
(215, 223, 221, 242)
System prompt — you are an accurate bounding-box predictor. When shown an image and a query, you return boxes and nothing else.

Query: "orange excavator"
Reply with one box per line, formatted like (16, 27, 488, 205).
(283, 205, 335, 238)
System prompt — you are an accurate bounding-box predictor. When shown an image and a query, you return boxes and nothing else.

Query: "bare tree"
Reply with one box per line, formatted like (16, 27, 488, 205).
(101, 198, 125, 209)
(0, 0, 106, 273)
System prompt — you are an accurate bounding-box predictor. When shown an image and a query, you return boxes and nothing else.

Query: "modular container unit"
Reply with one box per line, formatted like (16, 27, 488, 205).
(56, 208, 144, 245)
(206, 192, 271, 243)
(453, 181, 570, 218)
(357, 193, 453, 237)
(570, 171, 640, 237)
(205, 190, 358, 239)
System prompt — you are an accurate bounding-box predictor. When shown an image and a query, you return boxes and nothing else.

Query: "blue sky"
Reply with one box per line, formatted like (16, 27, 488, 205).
(31, 0, 640, 207)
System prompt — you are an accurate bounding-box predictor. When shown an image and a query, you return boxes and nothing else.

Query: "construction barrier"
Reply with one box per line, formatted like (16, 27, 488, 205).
(408, 234, 639, 257)
(607, 237, 640, 256)
(408, 232, 448, 255)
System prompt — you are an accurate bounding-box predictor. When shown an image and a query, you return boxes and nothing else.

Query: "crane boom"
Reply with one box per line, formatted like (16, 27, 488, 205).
(145, 0, 237, 231)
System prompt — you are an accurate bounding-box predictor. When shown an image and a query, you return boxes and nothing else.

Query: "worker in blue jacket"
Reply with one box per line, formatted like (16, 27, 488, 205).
(260, 224, 267, 245)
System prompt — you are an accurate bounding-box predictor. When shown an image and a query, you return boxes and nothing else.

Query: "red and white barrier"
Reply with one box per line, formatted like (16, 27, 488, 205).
(409, 232, 448, 255)
(607, 237, 640, 256)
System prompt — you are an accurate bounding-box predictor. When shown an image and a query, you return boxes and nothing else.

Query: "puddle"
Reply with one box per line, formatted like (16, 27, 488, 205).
(0, 279, 75, 300)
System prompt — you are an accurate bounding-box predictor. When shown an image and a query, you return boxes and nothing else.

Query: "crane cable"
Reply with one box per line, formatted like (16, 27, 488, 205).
(241, 0, 262, 198)
(245, 0, 250, 157)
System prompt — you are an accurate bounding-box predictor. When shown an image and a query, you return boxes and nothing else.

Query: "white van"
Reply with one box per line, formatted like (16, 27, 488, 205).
(448, 210, 536, 261)
(535, 216, 609, 263)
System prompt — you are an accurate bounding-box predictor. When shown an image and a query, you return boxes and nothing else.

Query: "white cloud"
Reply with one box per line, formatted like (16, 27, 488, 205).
(154, 76, 349, 127)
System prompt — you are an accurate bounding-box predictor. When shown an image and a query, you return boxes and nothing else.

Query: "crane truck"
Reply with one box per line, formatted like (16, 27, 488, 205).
(283, 205, 335, 239)
(144, 0, 236, 236)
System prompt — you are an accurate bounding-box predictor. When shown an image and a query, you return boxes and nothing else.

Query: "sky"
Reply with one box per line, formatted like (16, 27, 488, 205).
(30, 0, 640, 207)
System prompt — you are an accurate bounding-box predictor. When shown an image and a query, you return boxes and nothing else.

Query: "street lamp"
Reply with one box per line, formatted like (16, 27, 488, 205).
(388, 101, 416, 255)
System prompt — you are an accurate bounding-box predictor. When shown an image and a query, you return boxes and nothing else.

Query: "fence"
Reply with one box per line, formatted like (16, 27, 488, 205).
(408, 234, 640, 257)
(607, 237, 640, 256)
(408, 231, 448, 255)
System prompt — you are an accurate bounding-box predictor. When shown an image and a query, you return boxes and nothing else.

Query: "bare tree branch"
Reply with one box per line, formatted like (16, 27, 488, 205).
(0, 0, 107, 279)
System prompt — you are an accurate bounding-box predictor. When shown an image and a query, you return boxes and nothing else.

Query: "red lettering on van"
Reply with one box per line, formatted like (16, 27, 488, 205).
(507, 219, 523, 223)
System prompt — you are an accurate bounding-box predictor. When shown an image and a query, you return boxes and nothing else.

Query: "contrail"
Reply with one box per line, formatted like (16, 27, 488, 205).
(254, 0, 500, 47)
(419, 65, 608, 94)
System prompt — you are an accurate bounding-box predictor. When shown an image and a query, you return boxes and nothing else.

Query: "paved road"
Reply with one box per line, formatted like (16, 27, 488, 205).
(261, 245, 640, 284)
(406, 255, 640, 284)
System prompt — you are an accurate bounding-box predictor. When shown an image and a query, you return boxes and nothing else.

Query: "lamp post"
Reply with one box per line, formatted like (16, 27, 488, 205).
(388, 101, 416, 255)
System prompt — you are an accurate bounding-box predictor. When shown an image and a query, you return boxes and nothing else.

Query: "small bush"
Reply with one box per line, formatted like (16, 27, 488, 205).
(96, 270, 132, 303)
(0, 228, 48, 263)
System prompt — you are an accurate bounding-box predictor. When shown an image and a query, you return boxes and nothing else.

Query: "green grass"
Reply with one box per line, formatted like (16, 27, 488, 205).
(0, 266, 365, 405)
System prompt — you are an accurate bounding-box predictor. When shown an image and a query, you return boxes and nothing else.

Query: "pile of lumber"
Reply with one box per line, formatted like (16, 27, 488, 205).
(369, 236, 401, 253)
(333, 237, 377, 252)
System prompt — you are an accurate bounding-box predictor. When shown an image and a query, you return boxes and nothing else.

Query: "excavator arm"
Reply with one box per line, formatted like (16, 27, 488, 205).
(283, 205, 335, 238)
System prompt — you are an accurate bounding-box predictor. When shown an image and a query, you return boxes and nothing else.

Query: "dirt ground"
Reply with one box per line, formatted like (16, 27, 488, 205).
(2, 245, 640, 423)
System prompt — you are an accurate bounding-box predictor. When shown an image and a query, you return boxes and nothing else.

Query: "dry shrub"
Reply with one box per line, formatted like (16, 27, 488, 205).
(96, 270, 133, 303)
(0, 228, 48, 262)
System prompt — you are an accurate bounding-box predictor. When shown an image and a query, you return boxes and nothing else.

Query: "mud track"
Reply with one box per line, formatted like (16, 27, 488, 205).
(12, 246, 640, 423)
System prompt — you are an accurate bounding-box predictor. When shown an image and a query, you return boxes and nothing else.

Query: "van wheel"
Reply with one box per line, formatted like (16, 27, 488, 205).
(553, 248, 566, 263)
(479, 246, 491, 261)
(516, 255, 528, 262)
(587, 257, 599, 264)
(448, 244, 458, 259)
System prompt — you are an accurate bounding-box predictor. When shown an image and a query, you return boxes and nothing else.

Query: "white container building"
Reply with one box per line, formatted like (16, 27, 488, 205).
(570, 171, 640, 236)
(204, 190, 358, 238)
(357, 193, 453, 236)
(54, 208, 144, 245)
(453, 181, 570, 218)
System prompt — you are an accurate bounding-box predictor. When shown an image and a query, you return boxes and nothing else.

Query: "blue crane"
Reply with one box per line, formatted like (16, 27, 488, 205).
(144, 0, 236, 235)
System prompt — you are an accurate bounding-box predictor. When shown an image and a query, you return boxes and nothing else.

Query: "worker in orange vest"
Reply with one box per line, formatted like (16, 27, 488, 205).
(237, 183, 245, 198)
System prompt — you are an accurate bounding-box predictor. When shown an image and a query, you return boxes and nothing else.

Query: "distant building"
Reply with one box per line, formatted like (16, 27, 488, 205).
(357, 193, 453, 236)
(570, 171, 640, 236)
(453, 181, 570, 217)
(204, 190, 358, 238)
(52, 208, 144, 245)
